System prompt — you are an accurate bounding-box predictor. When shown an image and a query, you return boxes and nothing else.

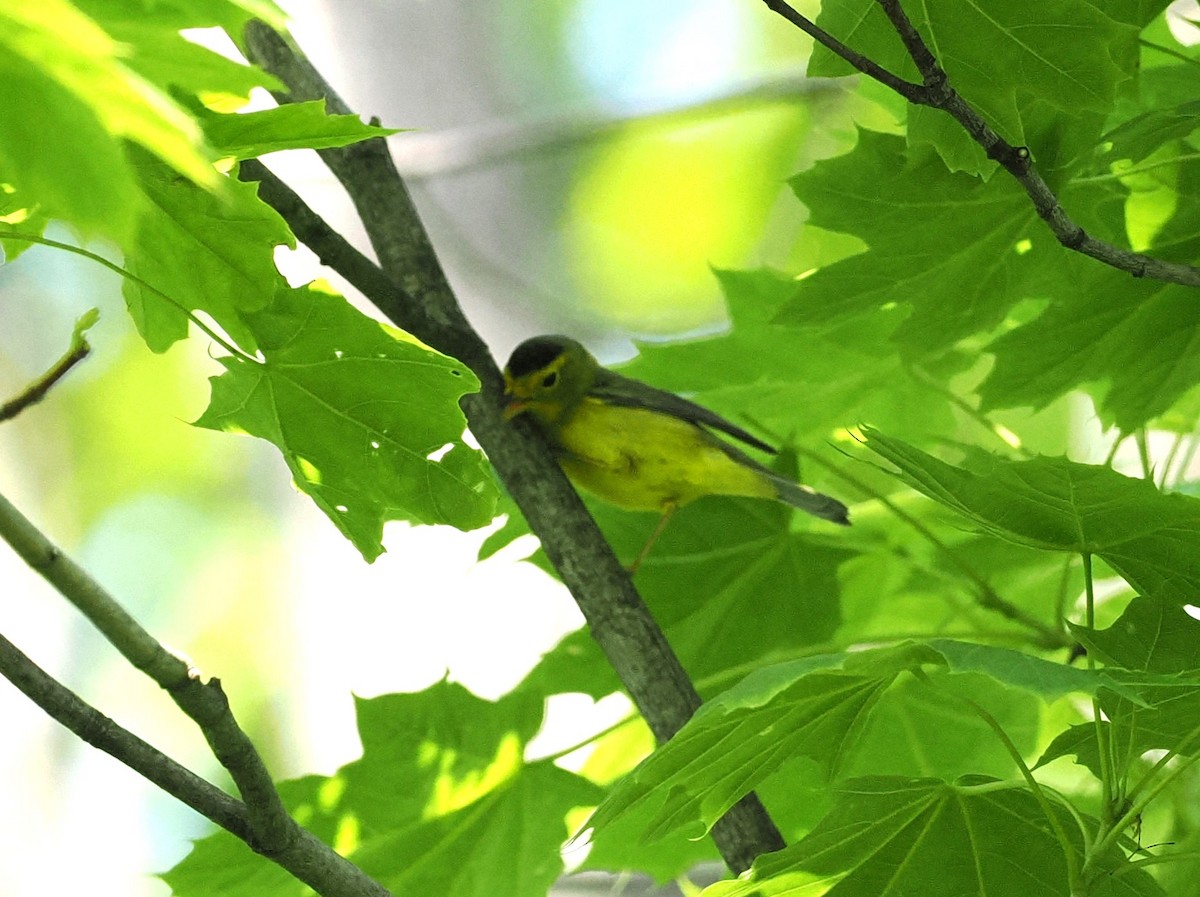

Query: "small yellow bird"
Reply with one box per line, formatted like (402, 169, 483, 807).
(502, 335, 849, 571)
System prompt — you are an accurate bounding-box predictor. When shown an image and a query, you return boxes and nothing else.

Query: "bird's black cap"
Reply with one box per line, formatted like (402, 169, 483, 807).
(505, 335, 573, 377)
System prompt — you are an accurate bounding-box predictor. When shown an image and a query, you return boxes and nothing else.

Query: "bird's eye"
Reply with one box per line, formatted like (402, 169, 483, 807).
(542, 371, 558, 388)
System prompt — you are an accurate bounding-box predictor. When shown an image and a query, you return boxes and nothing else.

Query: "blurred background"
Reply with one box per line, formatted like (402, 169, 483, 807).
(1, 0, 1123, 893)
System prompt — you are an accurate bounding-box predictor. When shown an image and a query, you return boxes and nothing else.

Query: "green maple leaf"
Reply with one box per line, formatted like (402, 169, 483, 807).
(1041, 596, 1200, 778)
(620, 266, 958, 444)
(202, 102, 399, 160)
(196, 283, 497, 560)
(864, 429, 1200, 608)
(123, 153, 293, 351)
(703, 776, 1160, 897)
(70, 0, 284, 104)
(779, 130, 1042, 352)
(585, 640, 1129, 844)
(164, 683, 600, 897)
(1, 2, 219, 187)
(0, 0, 224, 243)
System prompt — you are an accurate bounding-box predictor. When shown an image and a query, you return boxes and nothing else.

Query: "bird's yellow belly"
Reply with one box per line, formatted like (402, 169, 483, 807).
(552, 398, 773, 512)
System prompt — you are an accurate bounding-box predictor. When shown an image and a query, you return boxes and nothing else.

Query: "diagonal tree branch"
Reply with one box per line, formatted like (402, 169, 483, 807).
(0, 489, 393, 897)
(761, 0, 1200, 288)
(239, 20, 786, 874)
(392, 70, 842, 178)
(0, 630, 251, 837)
(0, 630, 392, 897)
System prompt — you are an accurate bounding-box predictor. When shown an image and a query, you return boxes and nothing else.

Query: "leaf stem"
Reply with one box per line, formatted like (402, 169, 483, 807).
(1088, 740, 1200, 880)
(0, 309, 96, 422)
(1138, 38, 1200, 69)
(1053, 555, 1075, 634)
(953, 777, 1027, 794)
(1174, 434, 1200, 487)
(1120, 717, 1200, 835)
(1161, 431, 1186, 489)
(1124, 849, 1200, 872)
(1073, 151, 1200, 185)
(798, 444, 1069, 649)
(1135, 430, 1153, 481)
(532, 714, 641, 766)
(532, 624, 1054, 767)
(1104, 434, 1124, 468)
(915, 668, 1084, 892)
(908, 365, 1031, 457)
(1082, 553, 1117, 827)
(0, 231, 258, 365)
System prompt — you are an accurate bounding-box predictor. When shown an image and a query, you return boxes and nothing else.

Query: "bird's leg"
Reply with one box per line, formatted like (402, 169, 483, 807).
(627, 502, 677, 575)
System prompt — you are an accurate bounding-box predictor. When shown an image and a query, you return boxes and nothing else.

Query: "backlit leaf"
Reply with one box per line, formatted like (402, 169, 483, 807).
(810, 0, 1137, 161)
(703, 777, 1160, 897)
(779, 130, 1041, 351)
(195, 284, 497, 559)
(864, 428, 1200, 608)
(164, 682, 600, 897)
(202, 102, 399, 160)
(123, 153, 293, 351)
(584, 640, 1130, 844)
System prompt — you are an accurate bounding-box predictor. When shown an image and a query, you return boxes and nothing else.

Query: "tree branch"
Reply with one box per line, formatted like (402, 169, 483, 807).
(761, 0, 1200, 288)
(761, 0, 924, 101)
(241, 20, 786, 874)
(0, 489, 393, 897)
(0, 630, 251, 837)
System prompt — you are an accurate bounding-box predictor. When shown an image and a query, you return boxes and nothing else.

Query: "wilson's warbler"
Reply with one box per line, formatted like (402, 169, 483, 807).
(502, 335, 849, 569)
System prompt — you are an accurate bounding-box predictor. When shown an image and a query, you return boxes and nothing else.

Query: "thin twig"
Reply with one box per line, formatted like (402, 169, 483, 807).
(0, 489, 286, 836)
(240, 160, 449, 347)
(0, 310, 94, 423)
(760, 0, 1200, 288)
(875, 0, 1200, 286)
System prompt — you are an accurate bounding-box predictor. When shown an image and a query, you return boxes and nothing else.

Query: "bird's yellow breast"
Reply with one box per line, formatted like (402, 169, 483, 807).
(547, 397, 774, 512)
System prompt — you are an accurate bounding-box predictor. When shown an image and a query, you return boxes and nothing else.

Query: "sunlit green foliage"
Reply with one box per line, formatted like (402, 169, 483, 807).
(1, 0, 496, 556)
(4, 0, 1200, 896)
(162, 684, 603, 897)
(196, 284, 497, 559)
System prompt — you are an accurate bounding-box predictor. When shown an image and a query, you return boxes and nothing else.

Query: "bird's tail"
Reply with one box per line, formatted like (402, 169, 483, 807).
(770, 474, 851, 525)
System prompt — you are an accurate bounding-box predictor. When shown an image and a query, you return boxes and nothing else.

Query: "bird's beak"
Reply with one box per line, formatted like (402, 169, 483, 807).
(502, 373, 527, 421)
(502, 398, 528, 421)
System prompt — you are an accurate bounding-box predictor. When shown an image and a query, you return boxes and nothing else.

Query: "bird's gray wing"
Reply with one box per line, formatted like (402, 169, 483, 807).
(590, 368, 777, 455)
